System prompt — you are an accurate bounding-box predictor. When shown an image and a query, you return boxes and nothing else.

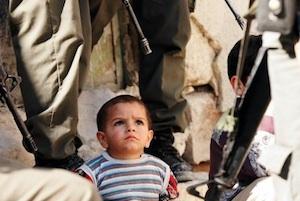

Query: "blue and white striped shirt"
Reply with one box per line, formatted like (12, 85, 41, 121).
(78, 151, 172, 201)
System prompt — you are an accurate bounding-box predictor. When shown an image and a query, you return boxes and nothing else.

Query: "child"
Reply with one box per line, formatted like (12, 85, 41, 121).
(205, 35, 275, 201)
(76, 95, 178, 201)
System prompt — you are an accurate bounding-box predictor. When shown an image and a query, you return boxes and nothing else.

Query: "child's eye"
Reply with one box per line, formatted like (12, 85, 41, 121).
(113, 120, 124, 126)
(136, 120, 144, 125)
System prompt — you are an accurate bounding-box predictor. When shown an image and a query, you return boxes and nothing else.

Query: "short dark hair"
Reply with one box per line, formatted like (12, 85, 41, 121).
(96, 95, 152, 131)
(227, 35, 267, 84)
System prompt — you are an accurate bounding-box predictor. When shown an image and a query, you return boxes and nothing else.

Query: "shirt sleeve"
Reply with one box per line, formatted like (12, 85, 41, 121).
(167, 172, 179, 199)
(159, 171, 179, 200)
(75, 166, 94, 183)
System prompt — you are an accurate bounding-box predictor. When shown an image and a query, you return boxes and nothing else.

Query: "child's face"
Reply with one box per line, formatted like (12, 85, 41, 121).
(97, 102, 153, 160)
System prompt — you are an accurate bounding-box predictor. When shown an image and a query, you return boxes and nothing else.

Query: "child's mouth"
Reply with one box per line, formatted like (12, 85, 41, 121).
(125, 135, 138, 140)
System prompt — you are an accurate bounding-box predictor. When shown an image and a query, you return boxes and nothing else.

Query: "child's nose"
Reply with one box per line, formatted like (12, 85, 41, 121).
(127, 122, 136, 132)
(127, 128, 135, 132)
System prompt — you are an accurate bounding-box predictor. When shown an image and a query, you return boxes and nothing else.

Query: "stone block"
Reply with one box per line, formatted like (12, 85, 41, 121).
(183, 91, 221, 164)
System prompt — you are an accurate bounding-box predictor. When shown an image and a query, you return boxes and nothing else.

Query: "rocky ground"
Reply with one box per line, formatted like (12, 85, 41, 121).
(0, 106, 34, 167)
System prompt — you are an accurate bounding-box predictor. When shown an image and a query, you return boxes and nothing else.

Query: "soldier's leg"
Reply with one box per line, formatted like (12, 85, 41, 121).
(0, 158, 101, 201)
(9, 0, 121, 169)
(268, 46, 300, 201)
(134, 0, 193, 181)
(262, 32, 300, 201)
(232, 176, 291, 201)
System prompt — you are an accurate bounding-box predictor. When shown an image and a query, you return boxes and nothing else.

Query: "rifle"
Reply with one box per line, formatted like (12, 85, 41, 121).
(224, 0, 245, 30)
(206, 0, 300, 198)
(122, 0, 152, 55)
(0, 0, 38, 153)
(187, 1, 271, 200)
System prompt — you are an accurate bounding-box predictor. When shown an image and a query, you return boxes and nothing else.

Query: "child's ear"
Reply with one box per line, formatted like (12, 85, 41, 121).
(230, 75, 239, 89)
(97, 131, 108, 149)
(145, 130, 154, 148)
(230, 75, 245, 96)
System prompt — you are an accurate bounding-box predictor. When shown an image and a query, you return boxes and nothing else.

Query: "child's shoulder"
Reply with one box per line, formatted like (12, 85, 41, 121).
(84, 152, 108, 167)
(143, 153, 170, 170)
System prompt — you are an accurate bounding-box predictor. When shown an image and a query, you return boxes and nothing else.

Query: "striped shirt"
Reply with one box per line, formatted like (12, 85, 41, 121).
(77, 151, 178, 201)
